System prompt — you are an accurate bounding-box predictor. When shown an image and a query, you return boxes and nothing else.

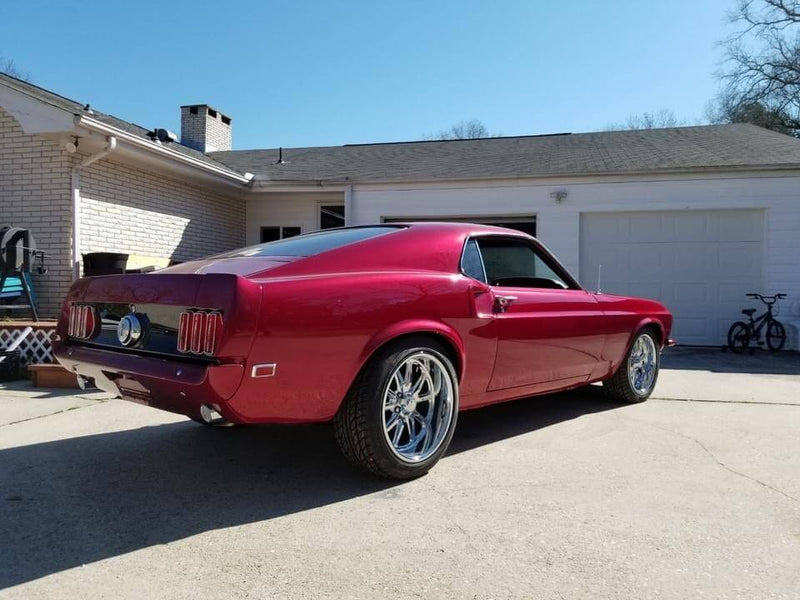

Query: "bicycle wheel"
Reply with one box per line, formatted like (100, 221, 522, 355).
(727, 321, 750, 354)
(766, 320, 786, 351)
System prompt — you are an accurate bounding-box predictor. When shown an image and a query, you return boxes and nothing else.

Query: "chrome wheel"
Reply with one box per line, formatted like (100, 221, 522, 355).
(627, 334, 657, 396)
(382, 351, 455, 464)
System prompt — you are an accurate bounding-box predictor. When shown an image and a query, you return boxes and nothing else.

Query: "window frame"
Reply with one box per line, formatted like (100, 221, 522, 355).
(260, 225, 303, 243)
(459, 234, 582, 291)
(260, 226, 281, 244)
(317, 202, 346, 230)
(281, 226, 302, 239)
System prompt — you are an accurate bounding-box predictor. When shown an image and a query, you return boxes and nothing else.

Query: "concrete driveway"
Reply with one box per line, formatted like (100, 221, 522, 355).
(1, 348, 799, 599)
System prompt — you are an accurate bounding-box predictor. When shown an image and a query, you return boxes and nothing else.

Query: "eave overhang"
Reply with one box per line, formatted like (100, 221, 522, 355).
(0, 81, 250, 189)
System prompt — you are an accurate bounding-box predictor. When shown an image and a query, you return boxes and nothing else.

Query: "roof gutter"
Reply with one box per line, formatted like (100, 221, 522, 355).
(247, 163, 800, 189)
(75, 115, 252, 185)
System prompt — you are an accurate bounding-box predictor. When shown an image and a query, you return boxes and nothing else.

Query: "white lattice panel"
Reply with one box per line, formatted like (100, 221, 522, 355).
(0, 327, 55, 365)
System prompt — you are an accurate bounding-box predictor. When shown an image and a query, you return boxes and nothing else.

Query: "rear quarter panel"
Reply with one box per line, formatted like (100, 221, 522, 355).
(228, 271, 497, 423)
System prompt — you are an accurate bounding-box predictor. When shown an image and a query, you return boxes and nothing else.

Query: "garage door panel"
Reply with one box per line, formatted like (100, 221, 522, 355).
(719, 212, 764, 241)
(581, 209, 765, 346)
(628, 214, 665, 242)
(628, 248, 663, 273)
(676, 245, 728, 282)
(718, 243, 762, 281)
(714, 317, 736, 344)
(673, 282, 709, 305)
(628, 281, 663, 301)
(674, 213, 716, 241)
(674, 317, 711, 341)
(582, 214, 627, 243)
(674, 244, 716, 278)
(593, 247, 627, 282)
(718, 282, 755, 307)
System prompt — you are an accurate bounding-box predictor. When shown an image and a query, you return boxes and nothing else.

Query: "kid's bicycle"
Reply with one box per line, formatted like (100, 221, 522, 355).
(727, 293, 787, 353)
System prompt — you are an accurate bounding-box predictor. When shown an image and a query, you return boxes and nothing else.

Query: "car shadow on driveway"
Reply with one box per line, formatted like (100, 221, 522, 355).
(450, 384, 615, 454)
(662, 346, 800, 375)
(0, 386, 615, 589)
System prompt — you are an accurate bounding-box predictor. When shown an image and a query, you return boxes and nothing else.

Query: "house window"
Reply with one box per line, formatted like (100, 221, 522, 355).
(320, 205, 345, 229)
(282, 226, 301, 239)
(260, 226, 302, 243)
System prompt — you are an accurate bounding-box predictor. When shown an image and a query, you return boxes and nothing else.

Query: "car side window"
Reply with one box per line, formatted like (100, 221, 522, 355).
(460, 238, 486, 283)
(477, 238, 570, 290)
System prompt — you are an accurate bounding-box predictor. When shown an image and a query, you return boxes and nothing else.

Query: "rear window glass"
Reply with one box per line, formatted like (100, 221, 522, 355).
(214, 226, 403, 258)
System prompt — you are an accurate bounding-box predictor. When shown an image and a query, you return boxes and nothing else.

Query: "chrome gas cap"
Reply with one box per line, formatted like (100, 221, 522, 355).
(117, 313, 144, 346)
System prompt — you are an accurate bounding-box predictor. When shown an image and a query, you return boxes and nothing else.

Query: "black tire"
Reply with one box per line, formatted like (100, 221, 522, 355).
(603, 329, 660, 403)
(333, 337, 459, 480)
(766, 320, 786, 352)
(727, 321, 751, 354)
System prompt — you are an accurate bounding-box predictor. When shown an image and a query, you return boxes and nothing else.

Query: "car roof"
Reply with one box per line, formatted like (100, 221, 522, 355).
(385, 221, 533, 237)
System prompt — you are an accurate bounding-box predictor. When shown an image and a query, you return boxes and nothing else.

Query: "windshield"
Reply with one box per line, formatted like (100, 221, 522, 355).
(211, 226, 404, 259)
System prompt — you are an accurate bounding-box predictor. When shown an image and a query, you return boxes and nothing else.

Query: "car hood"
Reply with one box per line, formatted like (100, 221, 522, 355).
(594, 292, 670, 313)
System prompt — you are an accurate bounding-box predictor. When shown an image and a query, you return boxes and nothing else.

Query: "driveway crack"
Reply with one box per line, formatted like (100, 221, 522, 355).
(617, 414, 800, 505)
(0, 401, 106, 428)
(652, 397, 800, 407)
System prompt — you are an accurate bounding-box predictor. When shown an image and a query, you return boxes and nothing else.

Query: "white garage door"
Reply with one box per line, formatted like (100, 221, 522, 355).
(580, 209, 765, 346)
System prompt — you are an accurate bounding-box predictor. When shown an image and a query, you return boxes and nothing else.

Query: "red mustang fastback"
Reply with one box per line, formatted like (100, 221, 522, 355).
(54, 223, 672, 479)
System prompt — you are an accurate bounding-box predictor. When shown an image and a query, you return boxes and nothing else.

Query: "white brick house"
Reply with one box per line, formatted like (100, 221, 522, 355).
(2, 73, 800, 347)
(0, 75, 247, 316)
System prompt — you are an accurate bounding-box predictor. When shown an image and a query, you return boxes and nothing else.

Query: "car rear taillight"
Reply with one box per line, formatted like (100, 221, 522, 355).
(177, 311, 223, 356)
(68, 304, 99, 340)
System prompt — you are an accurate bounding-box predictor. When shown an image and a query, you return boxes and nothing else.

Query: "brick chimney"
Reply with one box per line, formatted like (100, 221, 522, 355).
(180, 104, 232, 152)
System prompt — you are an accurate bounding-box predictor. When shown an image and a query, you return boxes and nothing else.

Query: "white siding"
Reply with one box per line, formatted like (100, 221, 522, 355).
(80, 156, 245, 262)
(1, 106, 246, 318)
(0, 106, 74, 317)
(349, 174, 800, 325)
(246, 192, 343, 243)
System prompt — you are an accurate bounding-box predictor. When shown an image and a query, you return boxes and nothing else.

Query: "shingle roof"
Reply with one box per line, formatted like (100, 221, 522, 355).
(5, 72, 800, 187)
(0, 73, 243, 178)
(210, 124, 800, 185)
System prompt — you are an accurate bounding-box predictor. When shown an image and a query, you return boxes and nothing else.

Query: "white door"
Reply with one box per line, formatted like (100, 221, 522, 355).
(580, 209, 765, 346)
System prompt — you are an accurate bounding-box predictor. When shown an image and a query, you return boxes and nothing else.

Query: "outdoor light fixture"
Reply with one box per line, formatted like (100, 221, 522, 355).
(550, 190, 568, 203)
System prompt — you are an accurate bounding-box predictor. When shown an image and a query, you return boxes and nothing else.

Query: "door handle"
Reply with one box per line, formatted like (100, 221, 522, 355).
(494, 295, 517, 313)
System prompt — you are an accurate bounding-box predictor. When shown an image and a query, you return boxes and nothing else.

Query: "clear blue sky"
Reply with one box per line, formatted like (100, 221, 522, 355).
(2, 0, 733, 149)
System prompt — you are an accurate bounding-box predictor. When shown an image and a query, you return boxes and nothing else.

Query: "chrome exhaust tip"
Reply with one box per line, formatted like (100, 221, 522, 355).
(199, 404, 233, 426)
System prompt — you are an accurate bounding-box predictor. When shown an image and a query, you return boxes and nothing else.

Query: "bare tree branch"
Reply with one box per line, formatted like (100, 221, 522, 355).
(429, 119, 497, 140)
(605, 109, 688, 130)
(0, 53, 31, 81)
(718, 0, 800, 135)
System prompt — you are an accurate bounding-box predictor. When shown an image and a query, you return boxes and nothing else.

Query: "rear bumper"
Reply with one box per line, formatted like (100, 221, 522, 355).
(53, 342, 246, 422)
(665, 338, 677, 347)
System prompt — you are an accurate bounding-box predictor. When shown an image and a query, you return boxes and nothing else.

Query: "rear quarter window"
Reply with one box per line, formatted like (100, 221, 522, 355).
(461, 239, 486, 282)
